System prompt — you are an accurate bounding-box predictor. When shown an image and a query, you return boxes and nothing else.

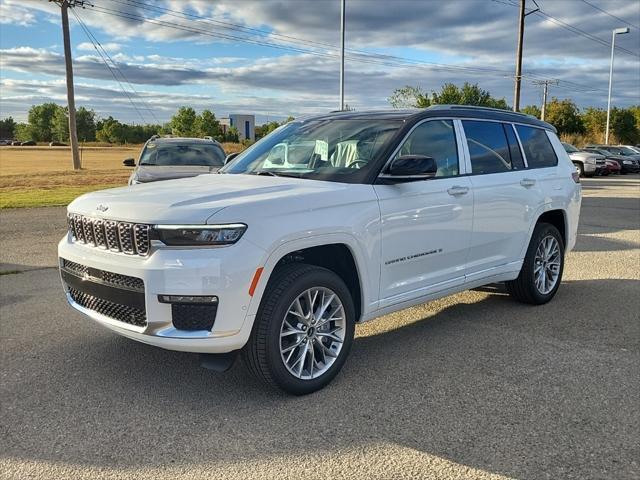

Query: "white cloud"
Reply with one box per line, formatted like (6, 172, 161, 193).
(77, 42, 123, 53)
(0, 2, 35, 26)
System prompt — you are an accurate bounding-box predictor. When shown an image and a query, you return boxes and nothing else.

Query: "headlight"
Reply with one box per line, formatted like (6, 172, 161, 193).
(623, 160, 632, 165)
(153, 224, 247, 246)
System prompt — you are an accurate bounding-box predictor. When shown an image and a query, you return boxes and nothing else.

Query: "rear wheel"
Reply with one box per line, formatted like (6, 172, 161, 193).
(242, 263, 355, 395)
(506, 223, 565, 305)
(573, 162, 584, 177)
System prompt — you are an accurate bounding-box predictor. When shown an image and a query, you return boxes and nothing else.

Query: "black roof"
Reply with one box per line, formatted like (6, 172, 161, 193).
(300, 105, 556, 132)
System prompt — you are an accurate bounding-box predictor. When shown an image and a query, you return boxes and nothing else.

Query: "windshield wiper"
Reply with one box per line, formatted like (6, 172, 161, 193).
(252, 170, 280, 177)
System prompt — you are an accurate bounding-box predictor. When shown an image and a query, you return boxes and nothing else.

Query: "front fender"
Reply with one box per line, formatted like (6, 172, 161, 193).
(245, 232, 378, 319)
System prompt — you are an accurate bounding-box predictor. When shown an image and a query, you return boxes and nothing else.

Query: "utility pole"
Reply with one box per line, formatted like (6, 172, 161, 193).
(532, 79, 558, 121)
(513, 0, 525, 112)
(512, 0, 539, 112)
(339, 0, 345, 111)
(52, 0, 83, 170)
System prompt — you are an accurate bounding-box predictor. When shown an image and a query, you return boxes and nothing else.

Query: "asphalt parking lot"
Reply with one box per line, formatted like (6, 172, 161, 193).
(1, 177, 639, 480)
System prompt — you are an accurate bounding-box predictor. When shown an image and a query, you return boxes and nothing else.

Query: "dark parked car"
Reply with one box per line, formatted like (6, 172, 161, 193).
(20, 140, 36, 146)
(584, 145, 640, 174)
(582, 147, 632, 174)
(124, 136, 226, 185)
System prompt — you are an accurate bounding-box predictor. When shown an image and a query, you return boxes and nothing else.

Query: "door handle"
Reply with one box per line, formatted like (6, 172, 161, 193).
(520, 178, 536, 188)
(447, 185, 469, 196)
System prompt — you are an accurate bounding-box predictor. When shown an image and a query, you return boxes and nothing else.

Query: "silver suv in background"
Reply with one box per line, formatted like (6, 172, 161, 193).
(124, 136, 226, 185)
(561, 142, 605, 177)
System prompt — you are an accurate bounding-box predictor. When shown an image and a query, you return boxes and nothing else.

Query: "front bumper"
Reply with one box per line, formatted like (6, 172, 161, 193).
(621, 163, 640, 173)
(58, 234, 266, 353)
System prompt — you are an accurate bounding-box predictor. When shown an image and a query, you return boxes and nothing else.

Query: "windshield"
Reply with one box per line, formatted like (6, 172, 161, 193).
(562, 142, 579, 153)
(220, 119, 403, 182)
(139, 143, 225, 167)
(618, 146, 638, 156)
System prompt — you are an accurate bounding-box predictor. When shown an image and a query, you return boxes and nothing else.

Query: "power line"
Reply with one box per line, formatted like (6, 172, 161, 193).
(579, 0, 639, 31)
(83, 3, 541, 81)
(111, 0, 637, 97)
(73, 8, 161, 124)
(82, 2, 638, 101)
(492, 0, 639, 58)
(70, 8, 148, 123)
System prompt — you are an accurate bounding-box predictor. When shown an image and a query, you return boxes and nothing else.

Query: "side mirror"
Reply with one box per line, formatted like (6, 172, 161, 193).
(224, 152, 240, 165)
(123, 158, 136, 167)
(383, 155, 437, 180)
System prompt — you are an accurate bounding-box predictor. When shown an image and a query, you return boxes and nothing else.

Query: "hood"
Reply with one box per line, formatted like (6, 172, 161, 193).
(568, 152, 604, 161)
(133, 165, 220, 183)
(68, 173, 352, 225)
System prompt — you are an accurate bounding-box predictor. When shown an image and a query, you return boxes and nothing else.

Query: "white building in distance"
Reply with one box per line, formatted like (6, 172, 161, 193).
(219, 114, 255, 142)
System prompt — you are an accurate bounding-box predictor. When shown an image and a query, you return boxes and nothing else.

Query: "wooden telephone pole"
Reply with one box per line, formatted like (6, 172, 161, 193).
(52, 0, 84, 170)
(532, 79, 558, 121)
(512, 0, 539, 112)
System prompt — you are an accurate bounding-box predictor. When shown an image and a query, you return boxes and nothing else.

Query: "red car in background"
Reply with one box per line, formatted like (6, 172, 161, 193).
(603, 159, 621, 175)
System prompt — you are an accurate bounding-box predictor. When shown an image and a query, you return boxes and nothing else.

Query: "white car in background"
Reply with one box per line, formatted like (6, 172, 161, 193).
(561, 142, 605, 177)
(59, 105, 581, 395)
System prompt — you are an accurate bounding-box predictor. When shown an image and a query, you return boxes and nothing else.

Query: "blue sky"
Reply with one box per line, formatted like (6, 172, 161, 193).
(1, 0, 638, 125)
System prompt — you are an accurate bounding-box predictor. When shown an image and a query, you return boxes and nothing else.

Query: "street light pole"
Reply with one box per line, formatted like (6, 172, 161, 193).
(605, 27, 629, 145)
(339, 0, 345, 111)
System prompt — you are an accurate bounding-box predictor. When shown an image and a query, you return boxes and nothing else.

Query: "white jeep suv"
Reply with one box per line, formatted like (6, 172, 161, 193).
(58, 105, 581, 395)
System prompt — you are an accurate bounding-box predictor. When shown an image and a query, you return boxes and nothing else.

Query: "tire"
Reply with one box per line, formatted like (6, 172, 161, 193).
(242, 263, 355, 395)
(573, 162, 584, 177)
(506, 223, 565, 305)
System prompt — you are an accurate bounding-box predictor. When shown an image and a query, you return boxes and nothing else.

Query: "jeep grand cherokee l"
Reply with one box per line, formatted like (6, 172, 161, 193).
(58, 105, 581, 395)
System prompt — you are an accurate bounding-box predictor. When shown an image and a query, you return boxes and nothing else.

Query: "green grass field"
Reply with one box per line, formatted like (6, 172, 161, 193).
(0, 143, 244, 208)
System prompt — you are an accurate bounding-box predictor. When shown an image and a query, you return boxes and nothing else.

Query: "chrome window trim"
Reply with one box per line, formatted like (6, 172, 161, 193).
(511, 123, 529, 168)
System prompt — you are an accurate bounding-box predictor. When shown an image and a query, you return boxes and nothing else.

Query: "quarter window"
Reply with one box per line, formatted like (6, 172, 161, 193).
(515, 125, 558, 168)
(463, 120, 512, 174)
(395, 120, 459, 177)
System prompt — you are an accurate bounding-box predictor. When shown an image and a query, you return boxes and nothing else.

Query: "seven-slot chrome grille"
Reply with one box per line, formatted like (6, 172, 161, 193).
(67, 213, 151, 256)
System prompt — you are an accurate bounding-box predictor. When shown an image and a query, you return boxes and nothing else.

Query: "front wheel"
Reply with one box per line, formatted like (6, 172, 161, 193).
(506, 223, 565, 305)
(242, 263, 355, 395)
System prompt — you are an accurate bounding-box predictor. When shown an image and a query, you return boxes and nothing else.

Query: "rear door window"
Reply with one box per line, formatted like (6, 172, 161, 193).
(515, 125, 558, 168)
(462, 120, 512, 174)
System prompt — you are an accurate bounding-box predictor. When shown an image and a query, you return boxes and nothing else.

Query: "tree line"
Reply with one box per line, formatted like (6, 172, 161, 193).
(0, 104, 258, 144)
(388, 82, 640, 145)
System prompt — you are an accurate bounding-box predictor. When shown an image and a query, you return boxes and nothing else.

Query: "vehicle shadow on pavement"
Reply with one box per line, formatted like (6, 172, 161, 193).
(2, 277, 638, 479)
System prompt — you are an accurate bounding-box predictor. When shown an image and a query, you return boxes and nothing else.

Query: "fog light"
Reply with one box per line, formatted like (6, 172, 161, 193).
(158, 295, 218, 304)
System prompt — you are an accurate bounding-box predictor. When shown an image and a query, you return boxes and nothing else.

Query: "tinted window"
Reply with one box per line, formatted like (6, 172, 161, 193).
(463, 120, 511, 174)
(395, 120, 459, 177)
(515, 125, 558, 168)
(222, 120, 402, 183)
(504, 124, 525, 170)
(140, 143, 225, 167)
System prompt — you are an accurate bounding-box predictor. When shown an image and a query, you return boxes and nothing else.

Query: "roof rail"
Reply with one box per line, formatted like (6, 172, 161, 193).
(427, 104, 536, 119)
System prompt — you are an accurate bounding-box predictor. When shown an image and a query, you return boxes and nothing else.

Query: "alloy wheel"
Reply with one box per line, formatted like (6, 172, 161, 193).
(279, 287, 345, 380)
(534, 235, 561, 295)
